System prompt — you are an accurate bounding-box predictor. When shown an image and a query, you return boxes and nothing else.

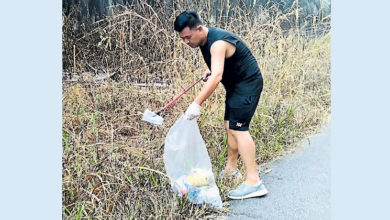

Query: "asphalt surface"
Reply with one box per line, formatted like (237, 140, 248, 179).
(226, 125, 330, 220)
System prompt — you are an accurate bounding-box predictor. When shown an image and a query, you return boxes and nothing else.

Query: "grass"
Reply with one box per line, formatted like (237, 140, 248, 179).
(62, 1, 330, 219)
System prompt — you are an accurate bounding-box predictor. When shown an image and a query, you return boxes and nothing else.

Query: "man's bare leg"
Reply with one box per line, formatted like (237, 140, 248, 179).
(230, 129, 261, 186)
(224, 121, 239, 173)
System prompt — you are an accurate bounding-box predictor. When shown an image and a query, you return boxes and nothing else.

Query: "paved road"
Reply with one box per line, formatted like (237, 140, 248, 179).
(227, 126, 330, 220)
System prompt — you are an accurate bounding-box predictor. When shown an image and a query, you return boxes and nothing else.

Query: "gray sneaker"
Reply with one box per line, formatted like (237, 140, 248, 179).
(218, 169, 243, 179)
(228, 181, 268, 200)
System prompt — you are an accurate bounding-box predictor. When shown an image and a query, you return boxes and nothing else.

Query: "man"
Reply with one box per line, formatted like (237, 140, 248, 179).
(174, 10, 267, 200)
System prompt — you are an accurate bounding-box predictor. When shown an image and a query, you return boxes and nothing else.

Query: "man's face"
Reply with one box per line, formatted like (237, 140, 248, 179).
(179, 26, 201, 48)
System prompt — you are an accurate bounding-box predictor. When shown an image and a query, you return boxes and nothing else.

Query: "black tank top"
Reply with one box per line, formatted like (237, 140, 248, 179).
(200, 27, 263, 95)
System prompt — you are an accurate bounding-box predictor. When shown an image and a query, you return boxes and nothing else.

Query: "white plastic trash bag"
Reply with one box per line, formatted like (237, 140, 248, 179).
(164, 115, 223, 209)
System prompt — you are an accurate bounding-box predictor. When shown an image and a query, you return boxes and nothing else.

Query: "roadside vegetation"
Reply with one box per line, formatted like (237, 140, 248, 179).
(62, 1, 330, 218)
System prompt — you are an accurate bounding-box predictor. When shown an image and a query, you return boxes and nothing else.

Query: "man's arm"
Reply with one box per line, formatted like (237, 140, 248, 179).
(194, 40, 227, 105)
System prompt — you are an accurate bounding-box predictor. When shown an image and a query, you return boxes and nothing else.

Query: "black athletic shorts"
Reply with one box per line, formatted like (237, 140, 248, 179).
(224, 91, 262, 131)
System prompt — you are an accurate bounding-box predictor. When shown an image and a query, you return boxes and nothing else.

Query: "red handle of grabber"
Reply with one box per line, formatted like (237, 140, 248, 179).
(156, 73, 211, 115)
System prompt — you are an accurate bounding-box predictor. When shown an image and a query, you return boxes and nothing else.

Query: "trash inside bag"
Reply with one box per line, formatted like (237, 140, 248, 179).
(164, 115, 223, 209)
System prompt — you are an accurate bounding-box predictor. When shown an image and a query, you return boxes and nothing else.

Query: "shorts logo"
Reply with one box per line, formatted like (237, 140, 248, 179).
(236, 122, 243, 127)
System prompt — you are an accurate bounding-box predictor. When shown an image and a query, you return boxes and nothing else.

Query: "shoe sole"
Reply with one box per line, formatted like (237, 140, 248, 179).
(228, 188, 268, 200)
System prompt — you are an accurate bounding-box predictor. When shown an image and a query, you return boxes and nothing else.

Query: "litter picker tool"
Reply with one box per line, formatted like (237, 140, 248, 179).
(142, 73, 211, 125)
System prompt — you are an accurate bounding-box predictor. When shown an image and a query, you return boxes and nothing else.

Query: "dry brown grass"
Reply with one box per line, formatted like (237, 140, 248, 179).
(62, 1, 330, 219)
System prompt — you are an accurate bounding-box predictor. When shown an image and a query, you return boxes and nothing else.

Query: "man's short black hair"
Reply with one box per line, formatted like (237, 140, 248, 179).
(174, 10, 203, 32)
